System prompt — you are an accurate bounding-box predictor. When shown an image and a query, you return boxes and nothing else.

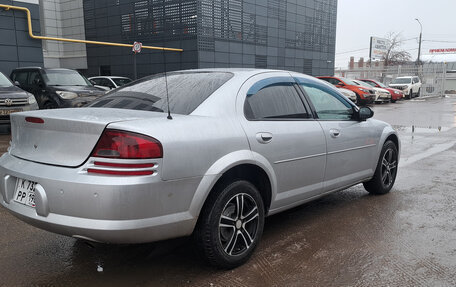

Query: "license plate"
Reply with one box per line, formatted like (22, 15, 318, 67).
(13, 178, 37, 208)
(0, 109, 21, 115)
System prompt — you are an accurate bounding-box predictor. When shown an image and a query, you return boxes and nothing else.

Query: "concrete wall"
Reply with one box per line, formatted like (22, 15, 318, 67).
(0, 0, 43, 77)
(40, 0, 87, 70)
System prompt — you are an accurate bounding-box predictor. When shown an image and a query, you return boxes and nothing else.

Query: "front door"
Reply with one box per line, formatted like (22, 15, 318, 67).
(296, 77, 377, 191)
(238, 72, 327, 209)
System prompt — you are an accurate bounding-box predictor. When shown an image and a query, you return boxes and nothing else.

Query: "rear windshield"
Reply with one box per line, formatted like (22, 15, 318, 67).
(88, 72, 233, 115)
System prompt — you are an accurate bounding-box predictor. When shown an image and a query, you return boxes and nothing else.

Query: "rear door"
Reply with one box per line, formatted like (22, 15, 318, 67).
(296, 77, 377, 191)
(238, 72, 327, 209)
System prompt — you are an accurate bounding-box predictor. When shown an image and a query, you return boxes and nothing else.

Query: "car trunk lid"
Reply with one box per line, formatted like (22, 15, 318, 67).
(9, 108, 164, 167)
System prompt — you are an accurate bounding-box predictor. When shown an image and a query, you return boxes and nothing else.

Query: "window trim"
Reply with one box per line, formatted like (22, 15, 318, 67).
(244, 77, 313, 122)
(295, 77, 357, 121)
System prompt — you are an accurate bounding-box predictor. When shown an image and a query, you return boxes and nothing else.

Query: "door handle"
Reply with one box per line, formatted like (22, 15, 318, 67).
(329, 129, 340, 138)
(256, 132, 273, 144)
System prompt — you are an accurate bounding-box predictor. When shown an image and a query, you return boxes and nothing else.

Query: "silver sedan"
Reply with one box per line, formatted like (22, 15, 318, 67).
(0, 69, 399, 268)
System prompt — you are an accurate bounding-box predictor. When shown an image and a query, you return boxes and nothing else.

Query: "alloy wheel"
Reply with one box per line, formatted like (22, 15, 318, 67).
(381, 148, 397, 188)
(218, 193, 259, 256)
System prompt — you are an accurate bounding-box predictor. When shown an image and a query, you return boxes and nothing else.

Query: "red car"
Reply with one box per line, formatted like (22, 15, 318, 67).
(358, 79, 404, 103)
(317, 76, 375, 105)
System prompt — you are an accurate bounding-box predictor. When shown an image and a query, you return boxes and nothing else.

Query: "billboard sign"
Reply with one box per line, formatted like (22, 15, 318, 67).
(429, 48, 456, 54)
(370, 37, 389, 60)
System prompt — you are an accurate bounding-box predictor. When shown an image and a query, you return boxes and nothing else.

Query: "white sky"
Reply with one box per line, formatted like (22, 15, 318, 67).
(335, 0, 456, 68)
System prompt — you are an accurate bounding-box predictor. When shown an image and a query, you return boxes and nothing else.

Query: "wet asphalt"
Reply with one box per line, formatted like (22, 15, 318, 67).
(0, 95, 455, 286)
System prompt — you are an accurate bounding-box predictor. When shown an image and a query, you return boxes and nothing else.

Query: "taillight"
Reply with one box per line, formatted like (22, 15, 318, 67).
(91, 130, 162, 159)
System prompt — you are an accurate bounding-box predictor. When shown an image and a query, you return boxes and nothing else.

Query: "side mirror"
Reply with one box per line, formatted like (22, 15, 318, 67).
(357, 107, 374, 121)
(14, 81, 20, 86)
(90, 80, 96, 85)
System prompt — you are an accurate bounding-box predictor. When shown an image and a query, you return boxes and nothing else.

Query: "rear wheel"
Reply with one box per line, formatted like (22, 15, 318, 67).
(194, 180, 265, 269)
(363, 140, 398, 195)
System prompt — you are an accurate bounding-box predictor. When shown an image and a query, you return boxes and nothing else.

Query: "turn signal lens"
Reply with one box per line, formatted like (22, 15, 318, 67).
(91, 130, 162, 159)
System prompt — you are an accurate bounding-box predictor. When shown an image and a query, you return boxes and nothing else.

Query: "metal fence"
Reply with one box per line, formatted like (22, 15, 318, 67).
(335, 63, 448, 97)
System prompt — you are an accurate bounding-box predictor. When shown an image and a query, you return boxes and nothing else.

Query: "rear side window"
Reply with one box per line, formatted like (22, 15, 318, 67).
(244, 83, 308, 120)
(88, 72, 233, 115)
(12, 71, 28, 86)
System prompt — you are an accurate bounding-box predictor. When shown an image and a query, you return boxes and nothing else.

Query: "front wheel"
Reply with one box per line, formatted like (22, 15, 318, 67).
(363, 140, 398, 195)
(194, 180, 265, 269)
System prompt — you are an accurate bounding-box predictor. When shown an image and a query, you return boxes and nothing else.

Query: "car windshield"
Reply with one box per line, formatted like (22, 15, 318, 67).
(339, 77, 359, 86)
(0, 73, 13, 87)
(42, 70, 92, 86)
(88, 72, 233, 115)
(391, 78, 412, 84)
(376, 81, 388, 88)
(359, 80, 375, 87)
(112, 78, 132, 86)
(352, 80, 367, 86)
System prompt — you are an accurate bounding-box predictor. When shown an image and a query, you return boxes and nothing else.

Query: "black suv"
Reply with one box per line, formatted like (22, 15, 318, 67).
(10, 67, 105, 109)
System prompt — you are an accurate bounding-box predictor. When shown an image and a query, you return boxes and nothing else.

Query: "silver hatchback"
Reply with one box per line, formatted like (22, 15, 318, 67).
(0, 69, 399, 268)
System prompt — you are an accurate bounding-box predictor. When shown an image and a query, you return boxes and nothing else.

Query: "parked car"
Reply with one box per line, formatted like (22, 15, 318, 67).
(337, 87, 357, 104)
(358, 79, 404, 103)
(389, 76, 421, 99)
(0, 69, 399, 269)
(352, 79, 391, 104)
(0, 72, 38, 125)
(88, 76, 132, 91)
(317, 76, 376, 105)
(10, 67, 105, 109)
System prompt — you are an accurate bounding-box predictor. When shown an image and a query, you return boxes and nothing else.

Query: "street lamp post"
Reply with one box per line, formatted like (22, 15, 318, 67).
(415, 18, 422, 65)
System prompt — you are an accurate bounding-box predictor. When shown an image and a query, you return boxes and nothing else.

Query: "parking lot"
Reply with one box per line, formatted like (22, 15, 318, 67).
(0, 95, 455, 286)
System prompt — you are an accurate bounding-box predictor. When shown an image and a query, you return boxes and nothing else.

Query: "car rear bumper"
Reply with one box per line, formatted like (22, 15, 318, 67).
(0, 153, 201, 243)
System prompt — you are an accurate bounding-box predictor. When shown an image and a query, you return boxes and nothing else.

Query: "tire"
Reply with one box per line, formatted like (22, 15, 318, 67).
(416, 88, 421, 97)
(406, 90, 412, 99)
(363, 140, 398, 195)
(194, 180, 265, 269)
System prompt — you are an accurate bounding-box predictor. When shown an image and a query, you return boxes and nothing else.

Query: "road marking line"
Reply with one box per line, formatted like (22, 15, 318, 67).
(399, 142, 456, 167)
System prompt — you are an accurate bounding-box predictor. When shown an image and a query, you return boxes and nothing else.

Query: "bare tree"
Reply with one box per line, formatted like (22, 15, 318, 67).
(382, 32, 412, 66)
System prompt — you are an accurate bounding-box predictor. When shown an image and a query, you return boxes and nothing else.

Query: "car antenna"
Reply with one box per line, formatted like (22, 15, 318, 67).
(162, 48, 172, 120)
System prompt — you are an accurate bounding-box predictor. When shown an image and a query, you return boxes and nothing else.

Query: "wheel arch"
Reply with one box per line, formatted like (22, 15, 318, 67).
(188, 150, 277, 223)
(372, 128, 400, 171)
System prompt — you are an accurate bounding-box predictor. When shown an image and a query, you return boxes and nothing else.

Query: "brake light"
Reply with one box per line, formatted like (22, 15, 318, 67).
(91, 130, 162, 159)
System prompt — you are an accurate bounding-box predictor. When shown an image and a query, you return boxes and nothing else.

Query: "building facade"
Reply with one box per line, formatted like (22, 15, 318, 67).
(0, 0, 43, 76)
(40, 0, 87, 69)
(83, 0, 337, 78)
